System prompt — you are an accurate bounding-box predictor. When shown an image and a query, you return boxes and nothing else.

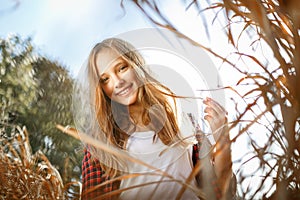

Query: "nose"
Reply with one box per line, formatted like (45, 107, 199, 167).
(112, 74, 125, 89)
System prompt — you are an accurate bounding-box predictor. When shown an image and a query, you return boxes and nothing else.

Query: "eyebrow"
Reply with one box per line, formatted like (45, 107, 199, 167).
(113, 57, 127, 67)
(100, 58, 127, 76)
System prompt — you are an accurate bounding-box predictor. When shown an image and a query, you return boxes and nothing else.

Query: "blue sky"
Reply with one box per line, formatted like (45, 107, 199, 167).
(0, 0, 232, 76)
(0, 0, 154, 76)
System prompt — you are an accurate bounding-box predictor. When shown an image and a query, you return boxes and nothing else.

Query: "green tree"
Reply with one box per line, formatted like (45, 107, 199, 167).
(0, 35, 37, 128)
(28, 57, 82, 184)
(0, 34, 82, 184)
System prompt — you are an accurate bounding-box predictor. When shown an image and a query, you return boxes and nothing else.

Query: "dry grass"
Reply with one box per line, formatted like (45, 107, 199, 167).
(126, 0, 300, 199)
(0, 125, 81, 200)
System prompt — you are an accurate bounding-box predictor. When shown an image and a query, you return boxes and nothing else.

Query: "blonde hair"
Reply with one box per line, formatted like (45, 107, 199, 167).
(87, 38, 181, 176)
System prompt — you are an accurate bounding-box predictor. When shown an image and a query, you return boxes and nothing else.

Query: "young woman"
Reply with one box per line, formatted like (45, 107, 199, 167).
(74, 38, 234, 199)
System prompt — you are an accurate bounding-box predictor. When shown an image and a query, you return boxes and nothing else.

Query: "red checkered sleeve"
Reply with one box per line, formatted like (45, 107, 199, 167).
(81, 149, 119, 200)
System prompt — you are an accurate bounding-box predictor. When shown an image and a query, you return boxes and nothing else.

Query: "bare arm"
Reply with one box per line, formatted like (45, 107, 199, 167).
(203, 97, 234, 198)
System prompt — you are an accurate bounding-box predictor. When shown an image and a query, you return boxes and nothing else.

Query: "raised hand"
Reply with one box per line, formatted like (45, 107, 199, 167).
(203, 97, 233, 198)
(203, 97, 228, 142)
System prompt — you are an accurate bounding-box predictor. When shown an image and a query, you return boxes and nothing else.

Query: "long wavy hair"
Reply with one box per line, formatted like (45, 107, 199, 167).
(87, 38, 182, 176)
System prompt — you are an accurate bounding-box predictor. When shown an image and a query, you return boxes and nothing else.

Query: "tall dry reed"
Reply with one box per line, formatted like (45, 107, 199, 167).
(0, 125, 81, 199)
(126, 0, 300, 199)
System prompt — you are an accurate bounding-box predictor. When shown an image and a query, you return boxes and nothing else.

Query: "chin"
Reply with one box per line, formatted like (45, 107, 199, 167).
(124, 93, 139, 106)
(125, 98, 138, 106)
(113, 96, 137, 106)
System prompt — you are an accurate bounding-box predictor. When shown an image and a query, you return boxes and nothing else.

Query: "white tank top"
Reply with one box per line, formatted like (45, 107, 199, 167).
(119, 130, 199, 200)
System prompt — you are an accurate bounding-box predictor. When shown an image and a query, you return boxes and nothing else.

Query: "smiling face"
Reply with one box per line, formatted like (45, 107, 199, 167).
(96, 49, 141, 106)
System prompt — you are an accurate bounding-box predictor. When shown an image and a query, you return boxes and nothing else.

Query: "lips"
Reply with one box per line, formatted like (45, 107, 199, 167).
(115, 84, 133, 96)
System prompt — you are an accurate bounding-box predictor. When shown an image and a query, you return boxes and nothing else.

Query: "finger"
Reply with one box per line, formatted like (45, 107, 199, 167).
(203, 98, 227, 116)
(204, 110, 226, 128)
(204, 115, 222, 140)
(204, 97, 226, 113)
(204, 115, 217, 127)
(203, 115, 214, 131)
(204, 103, 225, 121)
(203, 102, 227, 133)
(204, 106, 219, 118)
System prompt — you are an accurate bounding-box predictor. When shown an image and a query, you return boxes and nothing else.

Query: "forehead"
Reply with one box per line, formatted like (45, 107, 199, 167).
(96, 49, 125, 74)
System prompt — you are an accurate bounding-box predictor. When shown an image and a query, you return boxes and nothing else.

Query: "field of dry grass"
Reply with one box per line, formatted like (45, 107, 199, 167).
(0, 125, 81, 200)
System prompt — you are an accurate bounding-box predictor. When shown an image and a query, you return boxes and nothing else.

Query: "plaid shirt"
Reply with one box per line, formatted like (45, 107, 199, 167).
(81, 143, 222, 200)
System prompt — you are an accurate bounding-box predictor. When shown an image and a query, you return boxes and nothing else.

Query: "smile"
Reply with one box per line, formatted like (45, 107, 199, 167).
(116, 84, 133, 96)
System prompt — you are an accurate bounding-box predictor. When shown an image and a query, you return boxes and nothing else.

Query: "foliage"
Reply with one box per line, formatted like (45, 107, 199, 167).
(0, 35, 83, 184)
(0, 124, 81, 199)
(0, 35, 37, 125)
(128, 0, 300, 199)
(27, 57, 83, 184)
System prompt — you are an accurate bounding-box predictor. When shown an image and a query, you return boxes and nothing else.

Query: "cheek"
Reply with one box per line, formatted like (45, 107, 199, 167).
(127, 70, 142, 85)
(101, 85, 113, 99)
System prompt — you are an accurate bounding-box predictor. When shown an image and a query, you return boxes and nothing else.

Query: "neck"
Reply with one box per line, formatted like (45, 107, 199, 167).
(129, 101, 152, 131)
(129, 101, 143, 123)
